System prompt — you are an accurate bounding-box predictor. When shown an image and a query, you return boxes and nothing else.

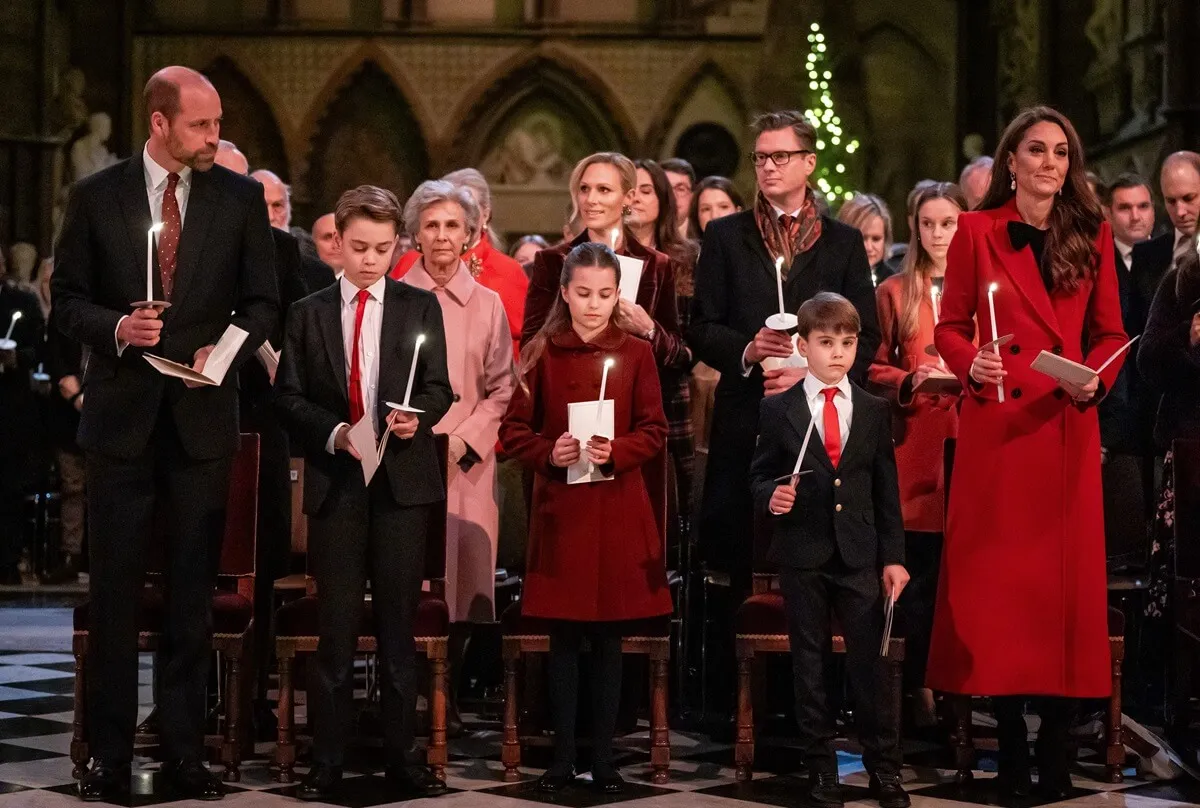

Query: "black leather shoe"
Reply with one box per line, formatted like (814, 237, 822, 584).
(297, 764, 342, 801)
(996, 766, 1033, 798)
(808, 771, 844, 808)
(591, 763, 625, 794)
(78, 760, 130, 802)
(537, 766, 576, 793)
(162, 759, 224, 801)
(386, 764, 448, 797)
(869, 772, 911, 808)
(135, 707, 160, 736)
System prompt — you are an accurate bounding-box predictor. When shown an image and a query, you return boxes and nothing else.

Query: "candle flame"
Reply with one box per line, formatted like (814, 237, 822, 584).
(10, 311, 22, 323)
(775, 256, 784, 271)
(415, 334, 426, 345)
(603, 357, 615, 369)
(988, 282, 999, 293)
(149, 223, 164, 234)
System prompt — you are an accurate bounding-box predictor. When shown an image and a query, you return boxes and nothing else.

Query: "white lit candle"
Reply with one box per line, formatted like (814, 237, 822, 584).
(791, 412, 817, 479)
(930, 286, 940, 327)
(146, 223, 164, 302)
(589, 357, 616, 473)
(401, 333, 425, 408)
(610, 228, 620, 252)
(4, 311, 22, 341)
(987, 282, 1005, 403)
(775, 256, 786, 317)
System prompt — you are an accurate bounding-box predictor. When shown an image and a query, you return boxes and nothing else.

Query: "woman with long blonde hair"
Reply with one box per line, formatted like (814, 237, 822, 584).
(868, 181, 966, 726)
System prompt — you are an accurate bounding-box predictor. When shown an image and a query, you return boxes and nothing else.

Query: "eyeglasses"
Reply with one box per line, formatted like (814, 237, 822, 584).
(750, 150, 814, 167)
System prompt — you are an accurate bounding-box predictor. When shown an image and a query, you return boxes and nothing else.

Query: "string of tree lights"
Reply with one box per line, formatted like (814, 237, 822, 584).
(803, 21, 860, 209)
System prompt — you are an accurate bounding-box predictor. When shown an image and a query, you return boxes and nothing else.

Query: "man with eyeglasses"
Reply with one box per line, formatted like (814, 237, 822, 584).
(688, 109, 880, 717)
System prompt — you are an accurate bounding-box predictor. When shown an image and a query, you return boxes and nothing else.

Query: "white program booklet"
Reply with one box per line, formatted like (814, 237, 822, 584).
(566, 399, 615, 485)
(256, 340, 280, 377)
(617, 255, 644, 303)
(346, 412, 380, 485)
(1030, 336, 1139, 387)
(144, 324, 249, 387)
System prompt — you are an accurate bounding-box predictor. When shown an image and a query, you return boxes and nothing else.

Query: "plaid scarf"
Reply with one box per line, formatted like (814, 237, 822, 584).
(754, 187, 823, 273)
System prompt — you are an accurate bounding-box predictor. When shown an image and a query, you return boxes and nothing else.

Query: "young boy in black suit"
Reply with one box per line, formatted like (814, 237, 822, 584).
(274, 185, 453, 801)
(749, 292, 911, 808)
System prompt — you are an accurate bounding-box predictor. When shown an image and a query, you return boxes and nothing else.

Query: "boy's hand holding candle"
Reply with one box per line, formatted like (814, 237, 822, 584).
(769, 483, 797, 515)
(387, 410, 419, 440)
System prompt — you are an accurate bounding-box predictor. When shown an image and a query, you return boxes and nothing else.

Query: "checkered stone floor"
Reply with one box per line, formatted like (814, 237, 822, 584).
(0, 649, 1191, 807)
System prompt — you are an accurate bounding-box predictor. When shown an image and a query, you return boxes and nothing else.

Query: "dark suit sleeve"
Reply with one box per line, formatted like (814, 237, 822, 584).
(871, 400, 905, 567)
(1138, 270, 1200, 394)
(521, 249, 559, 347)
(228, 191, 279, 369)
(51, 181, 126, 356)
(646, 256, 688, 367)
(841, 234, 881, 384)
(749, 397, 789, 516)
(274, 303, 344, 456)
(409, 294, 454, 429)
(277, 235, 309, 319)
(690, 224, 752, 376)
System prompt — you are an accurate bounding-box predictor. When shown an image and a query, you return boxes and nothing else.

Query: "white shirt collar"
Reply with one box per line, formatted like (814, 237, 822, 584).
(772, 204, 803, 220)
(142, 142, 191, 191)
(802, 370, 852, 405)
(339, 275, 386, 305)
(1176, 228, 1192, 249)
(1114, 239, 1133, 265)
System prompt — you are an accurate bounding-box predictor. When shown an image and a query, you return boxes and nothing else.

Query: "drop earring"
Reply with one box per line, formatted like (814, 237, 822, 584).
(622, 205, 632, 217)
(1010, 172, 1016, 191)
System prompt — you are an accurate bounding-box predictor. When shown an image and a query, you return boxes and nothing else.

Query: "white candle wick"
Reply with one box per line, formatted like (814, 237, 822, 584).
(401, 333, 425, 407)
(775, 256, 786, 318)
(4, 311, 22, 341)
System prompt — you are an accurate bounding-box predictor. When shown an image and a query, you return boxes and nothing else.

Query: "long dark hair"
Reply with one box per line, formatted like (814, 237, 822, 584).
(898, 182, 967, 342)
(634, 159, 700, 288)
(688, 175, 745, 238)
(977, 106, 1103, 293)
(516, 242, 622, 395)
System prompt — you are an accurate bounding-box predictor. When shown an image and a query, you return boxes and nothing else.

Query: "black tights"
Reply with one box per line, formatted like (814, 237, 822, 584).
(547, 620, 623, 773)
(993, 696, 1078, 785)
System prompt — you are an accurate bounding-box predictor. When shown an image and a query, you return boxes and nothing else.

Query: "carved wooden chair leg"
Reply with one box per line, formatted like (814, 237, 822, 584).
(222, 652, 243, 782)
(275, 651, 295, 783)
(649, 656, 670, 784)
(427, 644, 448, 782)
(71, 639, 89, 780)
(951, 694, 974, 784)
(734, 650, 754, 782)
(1106, 637, 1126, 783)
(501, 648, 521, 782)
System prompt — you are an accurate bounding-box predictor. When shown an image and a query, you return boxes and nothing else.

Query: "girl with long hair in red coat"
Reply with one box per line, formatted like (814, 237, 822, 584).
(929, 107, 1127, 798)
(500, 242, 671, 794)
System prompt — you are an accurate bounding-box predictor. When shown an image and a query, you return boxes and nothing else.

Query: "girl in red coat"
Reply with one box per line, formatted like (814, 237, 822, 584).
(929, 107, 1127, 798)
(500, 242, 671, 794)
(868, 181, 966, 724)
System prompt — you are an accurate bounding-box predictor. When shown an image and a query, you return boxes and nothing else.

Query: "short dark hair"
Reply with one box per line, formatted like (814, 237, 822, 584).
(335, 185, 402, 234)
(660, 158, 696, 185)
(144, 75, 182, 121)
(797, 292, 860, 338)
(1102, 172, 1152, 206)
(750, 110, 816, 152)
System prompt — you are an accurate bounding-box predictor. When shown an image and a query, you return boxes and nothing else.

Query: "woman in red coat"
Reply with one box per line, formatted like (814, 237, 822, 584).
(929, 107, 1127, 798)
(868, 181, 966, 724)
(500, 242, 670, 794)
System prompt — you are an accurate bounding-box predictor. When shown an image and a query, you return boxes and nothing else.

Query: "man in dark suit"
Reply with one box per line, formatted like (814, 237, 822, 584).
(748, 293, 908, 808)
(274, 185, 453, 801)
(52, 66, 277, 801)
(1131, 152, 1200, 332)
(689, 110, 880, 594)
(1099, 174, 1157, 563)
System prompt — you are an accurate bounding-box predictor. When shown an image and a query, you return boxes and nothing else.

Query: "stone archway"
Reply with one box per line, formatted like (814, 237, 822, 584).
(202, 56, 290, 180)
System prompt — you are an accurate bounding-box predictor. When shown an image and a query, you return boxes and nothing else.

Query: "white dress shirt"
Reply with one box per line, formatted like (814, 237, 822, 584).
(1173, 227, 1193, 270)
(326, 275, 386, 454)
(114, 144, 195, 353)
(801, 371, 853, 454)
(1114, 239, 1133, 269)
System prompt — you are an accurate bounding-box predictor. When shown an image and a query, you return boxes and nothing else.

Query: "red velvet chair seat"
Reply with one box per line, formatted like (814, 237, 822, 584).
(274, 592, 449, 639)
(73, 588, 253, 636)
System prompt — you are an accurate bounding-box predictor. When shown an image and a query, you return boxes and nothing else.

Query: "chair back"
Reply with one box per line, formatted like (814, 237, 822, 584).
(146, 433, 260, 580)
(1173, 439, 1200, 580)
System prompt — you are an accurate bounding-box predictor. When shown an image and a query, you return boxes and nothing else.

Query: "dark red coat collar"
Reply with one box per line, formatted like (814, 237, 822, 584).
(549, 322, 628, 351)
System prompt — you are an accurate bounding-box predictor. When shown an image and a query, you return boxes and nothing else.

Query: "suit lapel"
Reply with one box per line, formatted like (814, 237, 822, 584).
(983, 220, 1062, 339)
(117, 158, 153, 292)
(838, 387, 869, 469)
(169, 169, 216, 309)
(784, 394, 835, 473)
(739, 214, 777, 280)
(317, 287, 348, 407)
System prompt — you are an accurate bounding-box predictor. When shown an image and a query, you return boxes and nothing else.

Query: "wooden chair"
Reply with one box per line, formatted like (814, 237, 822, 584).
(942, 438, 1126, 783)
(272, 434, 450, 783)
(733, 572, 906, 781)
(70, 433, 261, 782)
(1170, 439, 1200, 735)
(500, 452, 672, 784)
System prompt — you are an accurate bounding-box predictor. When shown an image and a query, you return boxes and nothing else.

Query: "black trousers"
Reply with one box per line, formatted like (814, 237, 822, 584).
(85, 408, 232, 764)
(993, 695, 1077, 780)
(779, 559, 901, 775)
(547, 620, 623, 771)
(900, 531, 942, 692)
(308, 470, 430, 767)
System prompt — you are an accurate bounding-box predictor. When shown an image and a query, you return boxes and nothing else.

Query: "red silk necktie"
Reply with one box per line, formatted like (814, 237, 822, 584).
(822, 387, 841, 467)
(158, 172, 181, 299)
(779, 212, 800, 240)
(348, 289, 370, 423)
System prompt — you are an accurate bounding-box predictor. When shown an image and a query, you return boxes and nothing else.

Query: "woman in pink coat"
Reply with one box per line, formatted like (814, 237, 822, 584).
(401, 180, 514, 733)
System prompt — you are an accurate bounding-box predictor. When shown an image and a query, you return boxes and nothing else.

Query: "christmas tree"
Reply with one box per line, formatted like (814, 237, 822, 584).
(802, 22, 860, 208)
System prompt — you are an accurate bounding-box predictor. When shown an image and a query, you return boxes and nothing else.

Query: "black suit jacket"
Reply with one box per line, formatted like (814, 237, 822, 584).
(51, 156, 279, 461)
(749, 381, 904, 572)
(240, 227, 310, 404)
(274, 277, 453, 514)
